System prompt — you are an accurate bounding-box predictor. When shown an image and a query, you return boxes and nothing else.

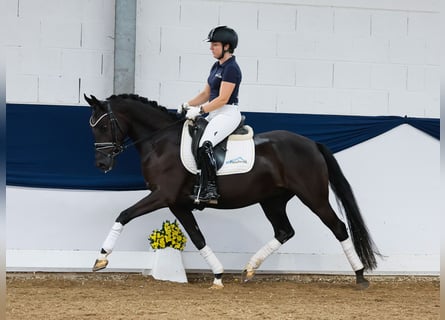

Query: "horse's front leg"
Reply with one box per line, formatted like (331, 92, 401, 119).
(170, 205, 224, 289)
(92, 190, 166, 272)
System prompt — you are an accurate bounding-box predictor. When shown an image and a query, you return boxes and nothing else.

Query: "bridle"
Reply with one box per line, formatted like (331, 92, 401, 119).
(89, 102, 126, 170)
(89, 101, 185, 172)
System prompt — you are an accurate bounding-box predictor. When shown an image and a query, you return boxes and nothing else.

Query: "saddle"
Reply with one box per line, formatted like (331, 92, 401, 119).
(188, 116, 249, 170)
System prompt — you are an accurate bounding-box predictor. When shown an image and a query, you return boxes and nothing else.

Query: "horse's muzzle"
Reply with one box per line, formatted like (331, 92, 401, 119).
(96, 161, 113, 173)
(96, 155, 114, 173)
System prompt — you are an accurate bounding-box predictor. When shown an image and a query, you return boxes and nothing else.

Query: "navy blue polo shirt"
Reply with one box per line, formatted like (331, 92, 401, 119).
(207, 56, 242, 105)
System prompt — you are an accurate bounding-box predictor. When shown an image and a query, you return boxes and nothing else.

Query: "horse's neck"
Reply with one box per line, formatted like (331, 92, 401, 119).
(132, 122, 181, 163)
(122, 106, 179, 153)
(123, 104, 175, 141)
(129, 118, 172, 140)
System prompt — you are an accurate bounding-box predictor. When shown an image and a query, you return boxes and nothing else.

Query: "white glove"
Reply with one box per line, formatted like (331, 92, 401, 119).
(185, 106, 201, 120)
(177, 102, 190, 114)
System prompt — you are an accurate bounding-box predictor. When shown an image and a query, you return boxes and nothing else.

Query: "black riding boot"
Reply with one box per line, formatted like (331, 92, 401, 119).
(193, 141, 220, 204)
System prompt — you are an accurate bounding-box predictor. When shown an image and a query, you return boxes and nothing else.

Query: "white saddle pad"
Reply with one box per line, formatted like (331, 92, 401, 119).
(180, 120, 255, 176)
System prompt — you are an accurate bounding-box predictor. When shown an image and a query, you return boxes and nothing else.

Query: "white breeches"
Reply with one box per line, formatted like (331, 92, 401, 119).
(199, 104, 242, 147)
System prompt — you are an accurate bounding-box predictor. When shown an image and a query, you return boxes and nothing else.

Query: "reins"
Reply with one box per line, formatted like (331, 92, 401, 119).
(121, 118, 184, 150)
(90, 101, 184, 160)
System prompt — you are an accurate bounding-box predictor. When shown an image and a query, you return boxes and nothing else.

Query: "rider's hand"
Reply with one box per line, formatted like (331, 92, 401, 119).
(185, 106, 201, 120)
(177, 102, 190, 114)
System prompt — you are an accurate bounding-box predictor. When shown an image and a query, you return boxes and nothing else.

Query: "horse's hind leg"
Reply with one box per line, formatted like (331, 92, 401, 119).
(309, 201, 369, 289)
(242, 195, 294, 282)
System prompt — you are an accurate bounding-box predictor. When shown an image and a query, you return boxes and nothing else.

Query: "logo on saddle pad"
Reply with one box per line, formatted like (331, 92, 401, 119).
(180, 120, 255, 176)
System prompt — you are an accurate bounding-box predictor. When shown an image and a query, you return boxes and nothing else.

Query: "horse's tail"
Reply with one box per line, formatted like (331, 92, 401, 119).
(316, 142, 380, 271)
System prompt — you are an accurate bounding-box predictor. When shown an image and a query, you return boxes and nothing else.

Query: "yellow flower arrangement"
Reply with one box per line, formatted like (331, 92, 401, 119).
(149, 220, 187, 251)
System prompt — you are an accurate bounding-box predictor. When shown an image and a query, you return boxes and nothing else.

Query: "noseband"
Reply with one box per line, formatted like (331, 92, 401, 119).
(89, 102, 125, 170)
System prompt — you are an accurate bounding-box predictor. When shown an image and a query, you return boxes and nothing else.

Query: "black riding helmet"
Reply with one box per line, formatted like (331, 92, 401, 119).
(206, 26, 238, 53)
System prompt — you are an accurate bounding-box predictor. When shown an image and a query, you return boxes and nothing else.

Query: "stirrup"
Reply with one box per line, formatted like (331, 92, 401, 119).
(190, 194, 219, 205)
(190, 188, 219, 205)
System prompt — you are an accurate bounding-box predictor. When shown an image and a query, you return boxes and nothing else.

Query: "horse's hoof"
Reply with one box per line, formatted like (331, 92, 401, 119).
(241, 269, 255, 283)
(209, 283, 224, 290)
(92, 259, 108, 272)
(209, 278, 224, 289)
(356, 279, 370, 290)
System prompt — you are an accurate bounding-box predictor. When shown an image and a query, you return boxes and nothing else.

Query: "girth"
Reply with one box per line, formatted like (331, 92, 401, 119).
(188, 116, 248, 170)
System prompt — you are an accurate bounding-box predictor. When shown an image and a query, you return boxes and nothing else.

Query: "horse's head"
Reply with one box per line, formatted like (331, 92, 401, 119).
(84, 94, 127, 173)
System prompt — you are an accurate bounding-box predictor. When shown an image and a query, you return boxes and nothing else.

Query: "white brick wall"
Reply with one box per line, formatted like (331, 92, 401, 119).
(6, 0, 439, 117)
(135, 0, 439, 117)
(5, 0, 115, 104)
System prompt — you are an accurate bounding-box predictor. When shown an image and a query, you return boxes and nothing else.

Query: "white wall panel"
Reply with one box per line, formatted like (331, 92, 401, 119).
(258, 58, 295, 85)
(159, 81, 203, 107)
(6, 0, 115, 104)
(18, 0, 60, 19)
(133, 1, 438, 116)
(235, 57, 258, 84)
(180, 54, 213, 81)
(20, 48, 62, 76)
(313, 36, 354, 61)
(370, 64, 407, 90)
(276, 33, 317, 59)
(258, 4, 297, 31)
(406, 65, 425, 92)
(333, 62, 371, 89)
(61, 50, 103, 78)
(349, 38, 389, 63)
(425, 41, 440, 65)
(134, 79, 161, 102)
(297, 6, 333, 35)
(239, 85, 277, 112)
(180, 1, 219, 28)
(333, 9, 371, 37)
(408, 12, 439, 42)
(388, 90, 435, 117)
(235, 30, 277, 57)
(160, 26, 203, 55)
(39, 75, 79, 104)
(388, 38, 426, 65)
(423, 66, 440, 94)
(137, 0, 180, 26)
(349, 90, 388, 116)
(81, 75, 114, 100)
(371, 11, 407, 38)
(219, 2, 259, 30)
(294, 61, 332, 87)
(139, 53, 180, 81)
(5, 74, 39, 102)
(40, 20, 81, 49)
(4, 17, 41, 48)
(81, 22, 114, 51)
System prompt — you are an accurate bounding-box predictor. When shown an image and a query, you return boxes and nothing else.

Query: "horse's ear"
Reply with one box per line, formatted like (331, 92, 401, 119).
(84, 94, 95, 107)
(84, 94, 103, 110)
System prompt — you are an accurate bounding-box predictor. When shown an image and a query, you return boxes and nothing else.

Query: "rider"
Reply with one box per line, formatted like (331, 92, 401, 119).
(179, 26, 242, 204)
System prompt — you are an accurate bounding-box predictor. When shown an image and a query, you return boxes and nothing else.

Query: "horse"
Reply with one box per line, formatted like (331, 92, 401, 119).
(84, 93, 380, 289)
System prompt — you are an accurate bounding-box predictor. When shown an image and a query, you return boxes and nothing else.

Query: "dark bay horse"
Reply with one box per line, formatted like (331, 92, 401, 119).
(85, 93, 380, 289)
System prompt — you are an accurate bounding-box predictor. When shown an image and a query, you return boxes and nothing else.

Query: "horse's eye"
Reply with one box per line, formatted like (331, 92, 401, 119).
(99, 125, 108, 132)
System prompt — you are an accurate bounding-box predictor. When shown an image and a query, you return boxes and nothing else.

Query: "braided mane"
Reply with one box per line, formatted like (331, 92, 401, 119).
(107, 94, 177, 119)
